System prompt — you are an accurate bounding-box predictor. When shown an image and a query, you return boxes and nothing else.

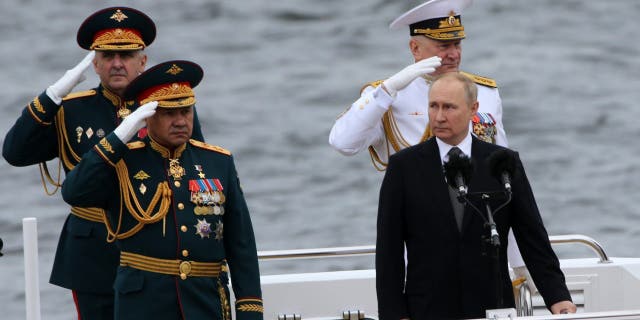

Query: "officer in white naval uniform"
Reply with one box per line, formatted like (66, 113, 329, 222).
(329, 0, 535, 291)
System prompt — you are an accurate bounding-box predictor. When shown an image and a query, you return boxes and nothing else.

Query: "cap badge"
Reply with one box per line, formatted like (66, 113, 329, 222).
(447, 11, 456, 26)
(166, 64, 184, 75)
(110, 9, 128, 23)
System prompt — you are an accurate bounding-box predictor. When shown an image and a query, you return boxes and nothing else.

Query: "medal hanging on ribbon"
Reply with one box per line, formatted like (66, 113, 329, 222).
(188, 178, 225, 215)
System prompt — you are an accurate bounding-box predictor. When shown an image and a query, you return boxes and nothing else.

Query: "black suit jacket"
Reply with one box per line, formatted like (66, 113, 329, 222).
(376, 137, 571, 319)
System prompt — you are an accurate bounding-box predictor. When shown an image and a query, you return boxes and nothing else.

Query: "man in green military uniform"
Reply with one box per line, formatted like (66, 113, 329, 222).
(61, 60, 263, 320)
(2, 7, 205, 318)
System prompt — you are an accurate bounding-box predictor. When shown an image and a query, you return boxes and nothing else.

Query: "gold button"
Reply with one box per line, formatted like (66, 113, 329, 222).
(365, 98, 370, 104)
(182, 250, 189, 257)
(174, 181, 181, 188)
(180, 273, 187, 280)
(181, 225, 187, 232)
(178, 203, 184, 210)
(358, 104, 364, 110)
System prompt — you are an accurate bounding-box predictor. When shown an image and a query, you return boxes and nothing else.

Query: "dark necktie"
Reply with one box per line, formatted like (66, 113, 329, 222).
(446, 147, 465, 231)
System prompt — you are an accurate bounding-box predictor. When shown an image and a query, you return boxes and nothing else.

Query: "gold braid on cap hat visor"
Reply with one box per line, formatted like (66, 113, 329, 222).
(413, 26, 465, 40)
(91, 28, 146, 50)
(413, 15, 465, 40)
(141, 83, 196, 108)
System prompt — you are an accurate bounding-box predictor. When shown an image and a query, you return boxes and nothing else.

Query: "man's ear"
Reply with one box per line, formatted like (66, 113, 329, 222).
(409, 38, 420, 61)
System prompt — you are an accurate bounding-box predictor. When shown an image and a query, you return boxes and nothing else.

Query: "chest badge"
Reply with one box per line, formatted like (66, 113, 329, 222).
(472, 112, 497, 144)
(168, 159, 185, 180)
(76, 126, 83, 143)
(86, 127, 94, 139)
(189, 178, 226, 216)
(194, 218, 212, 239)
(214, 221, 224, 241)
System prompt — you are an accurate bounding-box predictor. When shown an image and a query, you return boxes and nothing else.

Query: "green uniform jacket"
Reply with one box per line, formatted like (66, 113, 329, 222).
(61, 132, 263, 320)
(2, 85, 205, 294)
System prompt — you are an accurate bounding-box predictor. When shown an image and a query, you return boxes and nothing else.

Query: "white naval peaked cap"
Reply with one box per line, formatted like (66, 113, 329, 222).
(389, 0, 472, 40)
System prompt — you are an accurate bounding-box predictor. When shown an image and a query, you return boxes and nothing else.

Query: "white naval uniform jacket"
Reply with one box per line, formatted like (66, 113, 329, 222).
(329, 73, 508, 167)
(329, 72, 527, 269)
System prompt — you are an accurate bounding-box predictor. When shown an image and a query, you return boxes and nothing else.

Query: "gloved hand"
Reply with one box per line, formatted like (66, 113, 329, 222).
(382, 56, 442, 97)
(113, 101, 158, 143)
(513, 266, 538, 293)
(46, 51, 96, 105)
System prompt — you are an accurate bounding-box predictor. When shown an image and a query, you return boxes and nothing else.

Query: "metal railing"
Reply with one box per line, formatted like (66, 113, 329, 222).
(258, 234, 610, 263)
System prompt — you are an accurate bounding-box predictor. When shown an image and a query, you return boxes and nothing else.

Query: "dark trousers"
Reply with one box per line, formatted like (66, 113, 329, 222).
(73, 290, 114, 320)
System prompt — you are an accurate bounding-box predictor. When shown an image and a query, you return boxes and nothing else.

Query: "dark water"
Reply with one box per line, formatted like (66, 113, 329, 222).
(1, 0, 640, 318)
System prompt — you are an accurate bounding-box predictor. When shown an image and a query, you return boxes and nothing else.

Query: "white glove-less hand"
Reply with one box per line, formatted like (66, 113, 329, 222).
(46, 51, 96, 105)
(113, 101, 158, 143)
(382, 56, 442, 97)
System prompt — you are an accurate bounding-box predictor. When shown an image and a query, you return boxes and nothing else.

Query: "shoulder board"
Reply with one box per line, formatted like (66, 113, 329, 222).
(127, 141, 146, 150)
(62, 89, 97, 101)
(360, 79, 384, 94)
(189, 139, 231, 156)
(460, 71, 497, 88)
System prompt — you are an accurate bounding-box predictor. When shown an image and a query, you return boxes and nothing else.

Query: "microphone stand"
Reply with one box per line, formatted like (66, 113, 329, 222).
(463, 190, 512, 310)
(482, 193, 503, 309)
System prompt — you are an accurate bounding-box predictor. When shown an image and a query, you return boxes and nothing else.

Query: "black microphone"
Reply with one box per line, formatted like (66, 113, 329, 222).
(443, 149, 474, 198)
(487, 148, 517, 193)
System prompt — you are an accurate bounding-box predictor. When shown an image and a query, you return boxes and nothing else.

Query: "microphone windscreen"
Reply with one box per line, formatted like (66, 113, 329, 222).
(487, 148, 517, 179)
(443, 151, 474, 189)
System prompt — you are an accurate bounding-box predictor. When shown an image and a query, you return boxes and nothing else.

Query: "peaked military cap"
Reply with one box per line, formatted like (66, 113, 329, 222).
(77, 7, 156, 51)
(389, 0, 472, 40)
(124, 60, 204, 109)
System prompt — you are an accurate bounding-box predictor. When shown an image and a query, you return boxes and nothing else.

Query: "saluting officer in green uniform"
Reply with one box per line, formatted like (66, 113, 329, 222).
(2, 7, 205, 318)
(62, 60, 263, 320)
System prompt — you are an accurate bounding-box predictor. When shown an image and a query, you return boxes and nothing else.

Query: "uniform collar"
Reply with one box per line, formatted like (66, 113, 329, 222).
(436, 132, 472, 165)
(149, 136, 187, 159)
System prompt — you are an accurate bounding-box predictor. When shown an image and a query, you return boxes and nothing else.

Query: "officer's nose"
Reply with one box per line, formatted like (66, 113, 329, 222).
(112, 54, 125, 68)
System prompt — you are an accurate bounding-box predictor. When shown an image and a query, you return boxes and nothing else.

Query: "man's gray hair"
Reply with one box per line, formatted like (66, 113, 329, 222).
(430, 73, 478, 106)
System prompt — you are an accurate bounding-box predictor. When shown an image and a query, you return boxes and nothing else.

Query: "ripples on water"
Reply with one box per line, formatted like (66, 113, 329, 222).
(1, 0, 640, 318)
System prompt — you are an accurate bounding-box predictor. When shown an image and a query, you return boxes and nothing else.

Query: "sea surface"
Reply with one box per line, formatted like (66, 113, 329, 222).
(1, 0, 640, 318)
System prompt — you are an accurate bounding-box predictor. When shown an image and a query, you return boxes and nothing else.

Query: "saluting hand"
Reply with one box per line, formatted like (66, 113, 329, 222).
(113, 101, 158, 143)
(382, 56, 441, 97)
(46, 50, 96, 105)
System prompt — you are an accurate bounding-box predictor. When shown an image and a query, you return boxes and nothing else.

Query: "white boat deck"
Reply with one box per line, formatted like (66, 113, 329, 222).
(253, 235, 640, 320)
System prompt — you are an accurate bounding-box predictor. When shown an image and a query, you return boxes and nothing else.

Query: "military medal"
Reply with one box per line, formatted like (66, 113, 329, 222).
(118, 107, 131, 118)
(76, 126, 83, 143)
(86, 127, 94, 139)
(96, 129, 105, 138)
(194, 218, 212, 239)
(195, 165, 206, 179)
(473, 112, 497, 144)
(214, 221, 223, 241)
(168, 159, 185, 180)
(189, 177, 226, 216)
(194, 206, 215, 215)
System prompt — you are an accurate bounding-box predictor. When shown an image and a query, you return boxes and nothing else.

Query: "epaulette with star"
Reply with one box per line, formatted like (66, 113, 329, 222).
(62, 89, 97, 101)
(126, 141, 146, 150)
(189, 139, 231, 156)
(360, 79, 384, 94)
(460, 71, 497, 88)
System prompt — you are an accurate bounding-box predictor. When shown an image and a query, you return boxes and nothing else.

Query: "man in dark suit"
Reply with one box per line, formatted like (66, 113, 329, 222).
(375, 73, 576, 319)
